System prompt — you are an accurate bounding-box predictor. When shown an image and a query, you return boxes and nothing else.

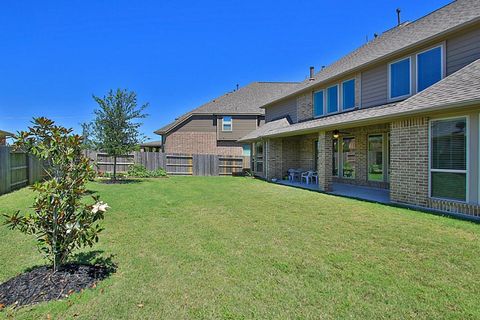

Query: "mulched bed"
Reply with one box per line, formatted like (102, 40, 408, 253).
(0, 264, 112, 307)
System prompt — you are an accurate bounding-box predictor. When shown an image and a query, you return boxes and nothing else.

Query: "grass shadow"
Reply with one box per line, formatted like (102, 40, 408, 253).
(97, 178, 143, 185)
(20, 250, 117, 275)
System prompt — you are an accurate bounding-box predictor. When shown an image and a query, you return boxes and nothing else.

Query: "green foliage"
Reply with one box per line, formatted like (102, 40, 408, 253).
(2, 117, 109, 271)
(90, 89, 148, 181)
(126, 164, 167, 178)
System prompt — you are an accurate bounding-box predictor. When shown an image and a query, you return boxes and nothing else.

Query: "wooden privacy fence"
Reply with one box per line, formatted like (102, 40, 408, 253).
(0, 146, 47, 195)
(86, 151, 250, 176)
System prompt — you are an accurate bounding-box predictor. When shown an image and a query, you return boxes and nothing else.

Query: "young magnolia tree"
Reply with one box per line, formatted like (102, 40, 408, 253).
(91, 89, 148, 180)
(3, 117, 109, 272)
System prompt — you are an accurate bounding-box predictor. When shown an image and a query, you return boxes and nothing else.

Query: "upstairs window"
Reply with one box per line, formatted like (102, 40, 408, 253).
(222, 116, 232, 131)
(430, 117, 467, 201)
(342, 79, 355, 110)
(327, 85, 339, 113)
(417, 46, 443, 92)
(389, 57, 411, 99)
(313, 90, 324, 117)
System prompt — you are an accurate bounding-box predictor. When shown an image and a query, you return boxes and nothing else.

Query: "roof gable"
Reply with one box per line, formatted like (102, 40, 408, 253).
(155, 82, 299, 134)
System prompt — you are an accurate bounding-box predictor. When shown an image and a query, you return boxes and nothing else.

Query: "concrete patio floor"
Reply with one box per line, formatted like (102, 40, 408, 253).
(275, 180, 390, 204)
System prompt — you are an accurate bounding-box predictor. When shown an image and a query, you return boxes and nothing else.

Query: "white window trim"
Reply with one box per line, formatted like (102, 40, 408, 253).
(415, 44, 445, 93)
(326, 84, 340, 114)
(313, 89, 325, 118)
(342, 78, 356, 110)
(428, 116, 469, 203)
(222, 116, 233, 132)
(367, 134, 385, 182)
(388, 56, 412, 101)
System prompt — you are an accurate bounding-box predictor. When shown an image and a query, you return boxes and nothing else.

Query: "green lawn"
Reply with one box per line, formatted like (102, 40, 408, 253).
(1, 177, 480, 319)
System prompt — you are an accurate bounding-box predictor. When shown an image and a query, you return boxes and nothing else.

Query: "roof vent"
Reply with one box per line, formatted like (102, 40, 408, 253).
(309, 66, 315, 80)
(396, 8, 401, 26)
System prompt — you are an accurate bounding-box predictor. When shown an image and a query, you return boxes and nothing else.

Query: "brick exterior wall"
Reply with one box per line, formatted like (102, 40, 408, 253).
(164, 131, 244, 156)
(297, 93, 313, 122)
(265, 134, 318, 181)
(390, 117, 430, 207)
(266, 138, 283, 180)
(318, 131, 333, 191)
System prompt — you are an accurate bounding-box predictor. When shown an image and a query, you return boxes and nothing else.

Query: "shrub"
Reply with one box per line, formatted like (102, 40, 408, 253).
(3, 117, 109, 272)
(126, 164, 167, 178)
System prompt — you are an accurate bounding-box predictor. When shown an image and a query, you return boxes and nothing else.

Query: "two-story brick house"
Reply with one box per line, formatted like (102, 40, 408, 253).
(240, 0, 480, 218)
(155, 82, 298, 156)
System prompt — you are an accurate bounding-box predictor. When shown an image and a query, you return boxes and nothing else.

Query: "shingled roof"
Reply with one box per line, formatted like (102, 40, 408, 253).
(0, 130, 14, 137)
(238, 117, 291, 142)
(262, 0, 480, 109)
(155, 82, 299, 135)
(243, 58, 480, 139)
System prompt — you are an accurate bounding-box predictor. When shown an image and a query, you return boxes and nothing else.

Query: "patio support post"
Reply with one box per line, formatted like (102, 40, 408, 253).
(266, 138, 283, 181)
(317, 131, 332, 191)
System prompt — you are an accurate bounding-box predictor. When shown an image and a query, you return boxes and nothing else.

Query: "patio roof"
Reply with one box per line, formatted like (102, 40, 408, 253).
(238, 117, 291, 142)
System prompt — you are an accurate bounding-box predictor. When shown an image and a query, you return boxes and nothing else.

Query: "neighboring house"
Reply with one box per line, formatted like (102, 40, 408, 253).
(139, 140, 162, 152)
(154, 82, 299, 156)
(0, 130, 14, 146)
(240, 0, 480, 217)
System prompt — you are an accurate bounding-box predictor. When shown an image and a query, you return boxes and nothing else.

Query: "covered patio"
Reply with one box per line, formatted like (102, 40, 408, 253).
(276, 180, 391, 204)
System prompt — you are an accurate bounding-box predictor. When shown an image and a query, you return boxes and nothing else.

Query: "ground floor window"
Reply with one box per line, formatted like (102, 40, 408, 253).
(430, 117, 467, 201)
(342, 137, 355, 178)
(242, 144, 251, 156)
(368, 135, 384, 181)
(332, 139, 339, 176)
(253, 142, 264, 173)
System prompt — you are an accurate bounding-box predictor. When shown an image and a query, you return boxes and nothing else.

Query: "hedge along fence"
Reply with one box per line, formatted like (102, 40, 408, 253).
(0, 146, 47, 195)
(85, 150, 251, 176)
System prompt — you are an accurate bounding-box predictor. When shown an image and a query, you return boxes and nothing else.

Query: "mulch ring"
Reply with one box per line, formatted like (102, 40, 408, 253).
(0, 263, 112, 308)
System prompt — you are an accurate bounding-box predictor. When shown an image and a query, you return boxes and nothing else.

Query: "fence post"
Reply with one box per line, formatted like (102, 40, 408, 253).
(0, 146, 12, 195)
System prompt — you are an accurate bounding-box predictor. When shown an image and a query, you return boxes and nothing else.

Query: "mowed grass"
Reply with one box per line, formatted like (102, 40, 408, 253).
(1, 177, 480, 319)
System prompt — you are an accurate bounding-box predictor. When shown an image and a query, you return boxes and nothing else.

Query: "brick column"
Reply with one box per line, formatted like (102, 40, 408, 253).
(266, 138, 283, 180)
(317, 131, 333, 191)
(390, 117, 429, 207)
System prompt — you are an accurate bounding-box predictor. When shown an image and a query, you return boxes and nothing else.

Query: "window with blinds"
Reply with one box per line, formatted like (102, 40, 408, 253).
(430, 117, 467, 201)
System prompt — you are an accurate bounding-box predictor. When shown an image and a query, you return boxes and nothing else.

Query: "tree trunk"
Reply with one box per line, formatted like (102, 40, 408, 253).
(113, 155, 117, 181)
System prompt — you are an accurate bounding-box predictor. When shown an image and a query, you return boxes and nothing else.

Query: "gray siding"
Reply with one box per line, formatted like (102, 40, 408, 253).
(446, 27, 480, 76)
(217, 115, 258, 141)
(176, 115, 216, 132)
(265, 97, 297, 123)
(361, 63, 388, 108)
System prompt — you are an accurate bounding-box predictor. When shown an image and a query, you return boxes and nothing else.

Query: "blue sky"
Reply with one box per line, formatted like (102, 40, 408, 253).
(0, 0, 450, 140)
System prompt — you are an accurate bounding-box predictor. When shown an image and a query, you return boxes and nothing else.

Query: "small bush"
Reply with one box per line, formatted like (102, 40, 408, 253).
(3, 117, 109, 272)
(126, 164, 167, 178)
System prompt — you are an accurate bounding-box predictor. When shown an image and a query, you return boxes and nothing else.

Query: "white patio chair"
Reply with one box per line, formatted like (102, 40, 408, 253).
(301, 171, 314, 184)
(288, 169, 296, 182)
(311, 171, 318, 185)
